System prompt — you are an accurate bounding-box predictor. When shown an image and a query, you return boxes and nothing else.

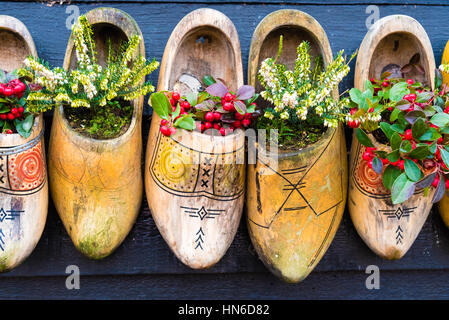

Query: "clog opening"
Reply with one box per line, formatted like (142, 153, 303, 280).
(369, 32, 429, 85)
(0, 29, 30, 73)
(169, 26, 237, 94)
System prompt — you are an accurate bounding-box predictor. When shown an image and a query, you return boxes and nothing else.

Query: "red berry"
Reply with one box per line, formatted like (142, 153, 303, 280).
(169, 98, 176, 106)
(438, 137, 444, 144)
(170, 127, 177, 135)
(213, 112, 221, 121)
(366, 147, 377, 153)
(406, 79, 414, 85)
(223, 102, 234, 111)
(11, 108, 18, 115)
(399, 160, 405, 170)
(408, 93, 417, 102)
(445, 107, 449, 114)
(367, 160, 373, 169)
(368, 108, 374, 113)
(244, 113, 252, 119)
(224, 92, 234, 102)
(161, 119, 168, 126)
(4, 88, 13, 96)
(160, 125, 171, 136)
(18, 82, 26, 93)
(381, 158, 389, 165)
(205, 112, 215, 122)
(350, 108, 357, 115)
(235, 112, 244, 120)
(404, 129, 413, 140)
(446, 180, 449, 189)
(390, 159, 401, 167)
(172, 92, 180, 101)
(370, 78, 376, 84)
(213, 123, 221, 130)
(13, 86, 22, 95)
(204, 122, 212, 130)
(196, 122, 205, 132)
(388, 107, 394, 111)
(242, 119, 251, 127)
(181, 101, 191, 110)
(362, 152, 373, 161)
(18, 107, 24, 114)
(6, 129, 13, 134)
(233, 120, 242, 128)
(382, 81, 389, 87)
(0, 85, 4, 95)
(0, 114, 6, 120)
(219, 127, 226, 136)
(432, 175, 440, 188)
(7, 113, 14, 120)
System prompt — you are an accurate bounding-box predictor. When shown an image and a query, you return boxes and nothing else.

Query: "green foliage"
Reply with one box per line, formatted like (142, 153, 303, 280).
(19, 14, 159, 139)
(257, 37, 356, 148)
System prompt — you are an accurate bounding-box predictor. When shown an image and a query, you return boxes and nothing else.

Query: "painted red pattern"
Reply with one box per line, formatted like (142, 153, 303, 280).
(8, 141, 45, 191)
(355, 146, 388, 195)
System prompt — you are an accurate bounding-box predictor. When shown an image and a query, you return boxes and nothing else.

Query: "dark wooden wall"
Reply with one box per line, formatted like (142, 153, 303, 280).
(1, 0, 449, 299)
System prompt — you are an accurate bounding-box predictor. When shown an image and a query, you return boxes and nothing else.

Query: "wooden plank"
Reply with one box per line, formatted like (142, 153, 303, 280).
(0, 2, 449, 279)
(1, 270, 449, 299)
(9, 0, 449, 6)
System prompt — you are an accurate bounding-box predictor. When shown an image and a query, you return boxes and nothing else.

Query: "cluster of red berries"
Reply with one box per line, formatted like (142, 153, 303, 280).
(159, 91, 191, 137)
(0, 79, 27, 134)
(0, 79, 26, 98)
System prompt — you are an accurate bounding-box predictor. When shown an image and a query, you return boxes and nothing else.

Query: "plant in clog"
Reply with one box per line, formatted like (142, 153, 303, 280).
(20, 11, 159, 259)
(151, 76, 258, 138)
(347, 70, 449, 259)
(0, 15, 48, 272)
(246, 32, 355, 283)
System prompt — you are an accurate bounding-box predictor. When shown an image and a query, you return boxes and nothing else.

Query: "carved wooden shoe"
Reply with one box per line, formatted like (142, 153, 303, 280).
(0, 15, 48, 271)
(145, 8, 245, 269)
(349, 15, 435, 260)
(246, 9, 347, 283)
(49, 8, 145, 259)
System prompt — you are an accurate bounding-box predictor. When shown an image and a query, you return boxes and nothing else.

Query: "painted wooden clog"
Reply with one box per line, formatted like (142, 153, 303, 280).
(246, 9, 347, 283)
(145, 8, 245, 269)
(49, 8, 145, 259)
(0, 15, 47, 271)
(437, 41, 449, 227)
(349, 15, 435, 260)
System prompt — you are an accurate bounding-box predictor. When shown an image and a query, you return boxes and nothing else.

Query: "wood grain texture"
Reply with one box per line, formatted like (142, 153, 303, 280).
(49, 7, 145, 259)
(1, 1, 449, 299)
(349, 15, 436, 260)
(0, 15, 47, 272)
(145, 8, 245, 269)
(246, 9, 347, 283)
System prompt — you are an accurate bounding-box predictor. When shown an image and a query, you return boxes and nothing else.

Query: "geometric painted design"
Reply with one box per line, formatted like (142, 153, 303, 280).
(150, 132, 244, 201)
(194, 227, 205, 250)
(380, 207, 416, 221)
(181, 206, 224, 220)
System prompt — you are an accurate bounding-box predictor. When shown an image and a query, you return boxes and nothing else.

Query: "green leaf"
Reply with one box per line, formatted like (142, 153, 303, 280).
(150, 92, 171, 120)
(172, 103, 181, 119)
(355, 128, 374, 147)
(408, 145, 430, 160)
(411, 117, 427, 140)
(416, 91, 433, 103)
(349, 89, 362, 104)
(390, 132, 402, 150)
(203, 76, 216, 86)
(430, 113, 449, 128)
(419, 128, 441, 141)
(22, 114, 34, 132)
(404, 159, 422, 182)
(383, 164, 402, 190)
(390, 82, 409, 102)
(379, 122, 394, 140)
(390, 123, 405, 134)
(390, 107, 401, 122)
(386, 150, 400, 162)
(372, 157, 383, 174)
(400, 140, 412, 153)
(186, 92, 197, 106)
(440, 147, 449, 170)
(391, 173, 416, 204)
(174, 115, 195, 130)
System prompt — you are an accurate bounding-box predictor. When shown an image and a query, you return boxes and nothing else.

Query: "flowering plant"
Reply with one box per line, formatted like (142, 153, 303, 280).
(347, 71, 449, 204)
(256, 37, 356, 148)
(19, 15, 159, 139)
(0, 69, 41, 137)
(150, 76, 258, 137)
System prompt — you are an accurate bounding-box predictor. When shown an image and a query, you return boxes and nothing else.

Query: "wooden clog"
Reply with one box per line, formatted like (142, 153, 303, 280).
(48, 8, 145, 259)
(246, 9, 347, 283)
(145, 8, 245, 269)
(0, 15, 47, 271)
(349, 15, 435, 259)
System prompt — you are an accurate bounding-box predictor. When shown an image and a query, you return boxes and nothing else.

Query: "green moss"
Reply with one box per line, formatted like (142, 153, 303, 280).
(64, 99, 133, 140)
(78, 237, 109, 260)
